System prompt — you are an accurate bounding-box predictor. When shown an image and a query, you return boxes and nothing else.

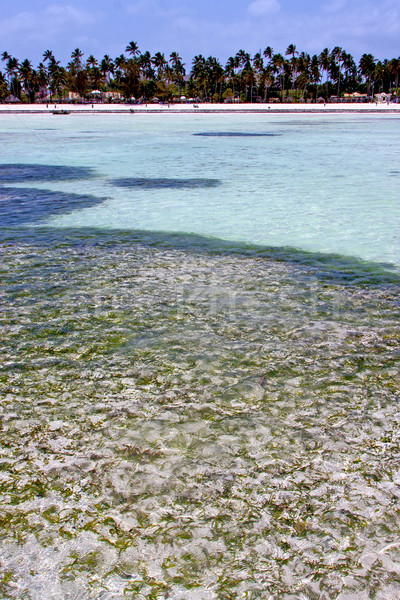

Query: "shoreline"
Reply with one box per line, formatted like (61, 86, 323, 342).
(0, 102, 400, 114)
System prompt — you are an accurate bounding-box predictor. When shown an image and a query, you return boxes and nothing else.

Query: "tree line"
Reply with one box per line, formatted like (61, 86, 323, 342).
(1, 42, 399, 103)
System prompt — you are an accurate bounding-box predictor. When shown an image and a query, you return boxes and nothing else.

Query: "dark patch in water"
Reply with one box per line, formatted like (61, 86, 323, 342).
(194, 132, 281, 137)
(2, 226, 399, 286)
(111, 177, 221, 189)
(0, 164, 96, 183)
(275, 121, 329, 126)
(0, 187, 106, 227)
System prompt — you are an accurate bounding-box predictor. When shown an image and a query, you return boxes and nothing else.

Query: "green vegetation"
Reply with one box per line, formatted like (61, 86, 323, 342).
(1, 238, 400, 598)
(1, 43, 399, 103)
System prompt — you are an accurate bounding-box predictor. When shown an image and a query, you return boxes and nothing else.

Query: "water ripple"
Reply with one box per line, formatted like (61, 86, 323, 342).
(0, 239, 399, 599)
(110, 177, 221, 189)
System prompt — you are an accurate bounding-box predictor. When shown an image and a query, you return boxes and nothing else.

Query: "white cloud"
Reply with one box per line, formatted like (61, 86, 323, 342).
(125, 0, 151, 15)
(125, 1, 185, 19)
(242, 0, 400, 60)
(248, 0, 280, 17)
(44, 5, 96, 25)
(299, 0, 400, 55)
(0, 0, 398, 68)
(321, 0, 348, 14)
(0, 12, 38, 36)
(0, 5, 98, 41)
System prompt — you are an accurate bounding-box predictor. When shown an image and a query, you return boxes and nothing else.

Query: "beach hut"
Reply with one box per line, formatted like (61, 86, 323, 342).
(376, 92, 391, 103)
(350, 92, 367, 103)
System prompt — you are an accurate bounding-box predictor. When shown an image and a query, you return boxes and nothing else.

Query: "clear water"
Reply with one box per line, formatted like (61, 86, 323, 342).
(1, 114, 400, 599)
(1, 113, 399, 267)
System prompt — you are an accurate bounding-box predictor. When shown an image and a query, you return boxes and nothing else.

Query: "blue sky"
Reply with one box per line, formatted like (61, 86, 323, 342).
(1, 0, 399, 68)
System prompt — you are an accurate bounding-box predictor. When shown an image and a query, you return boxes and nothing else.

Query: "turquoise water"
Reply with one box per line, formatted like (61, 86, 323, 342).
(1, 113, 399, 267)
(1, 114, 400, 599)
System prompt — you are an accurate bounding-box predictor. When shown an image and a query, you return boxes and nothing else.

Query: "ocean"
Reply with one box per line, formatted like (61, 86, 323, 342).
(0, 112, 399, 599)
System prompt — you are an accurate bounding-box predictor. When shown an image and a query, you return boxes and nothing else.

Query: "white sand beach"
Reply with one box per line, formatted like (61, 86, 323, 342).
(0, 101, 400, 113)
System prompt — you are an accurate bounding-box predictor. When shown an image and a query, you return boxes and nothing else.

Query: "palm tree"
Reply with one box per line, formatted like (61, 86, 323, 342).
(319, 48, 331, 99)
(236, 49, 250, 69)
(263, 46, 274, 61)
(169, 51, 182, 70)
(66, 50, 87, 100)
(286, 44, 298, 89)
(19, 58, 34, 101)
(342, 52, 357, 88)
(36, 62, 49, 99)
(100, 55, 114, 83)
(253, 52, 264, 72)
(48, 59, 66, 100)
(191, 54, 208, 99)
(119, 58, 140, 99)
(139, 51, 155, 80)
(69, 48, 84, 75)
(5, 56, 20, 96)
(286, 45, 299, 89)
(330, 46, 344, 95)
(125, 41, 139, 58)
(296, 71, 309, 99)
(41, 50, 55, 96)
(0, 70, 8, 101)
(271, 53, 285, 100)
(242, 61, 255, 101)
(297, 52, 310, 97)
(388, 57, 400, 93)
(225, 56, 237, 79)
(374, 61, 385, 94)
(169, 52, 185, 94)
(205, 56, 224, 101)
(286, 44, 297, 60)
(5, 56, 18, 79)
(252, 52, 264, 101)
(310, 54, 321, 100)
(91, 67, 103, 90)
(86, 55, 98, 69)
(3, 42, 400, 104)
(230, 51, 251, 100)
(71, 48, 83, 62)
(73, 70, 89, 99)
(328, 54, 340, 98)
(114, 54, 127, 70)
(113, 54, 127, 87)
(259, 65, 274, 101)
(43, 50, 54, 63)
(225, 56, 238, 98)
(169, 52, 185, 76)
(359, 53, 376, 98)
(152, 52, 167, 79)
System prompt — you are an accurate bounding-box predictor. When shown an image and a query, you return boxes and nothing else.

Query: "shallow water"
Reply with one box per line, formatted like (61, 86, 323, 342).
(1, 113, 399, 267)
(0, 114, 400, 599)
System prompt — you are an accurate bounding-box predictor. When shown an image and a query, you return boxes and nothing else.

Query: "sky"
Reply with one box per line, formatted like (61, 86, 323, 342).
(0, 0, 399, 69)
